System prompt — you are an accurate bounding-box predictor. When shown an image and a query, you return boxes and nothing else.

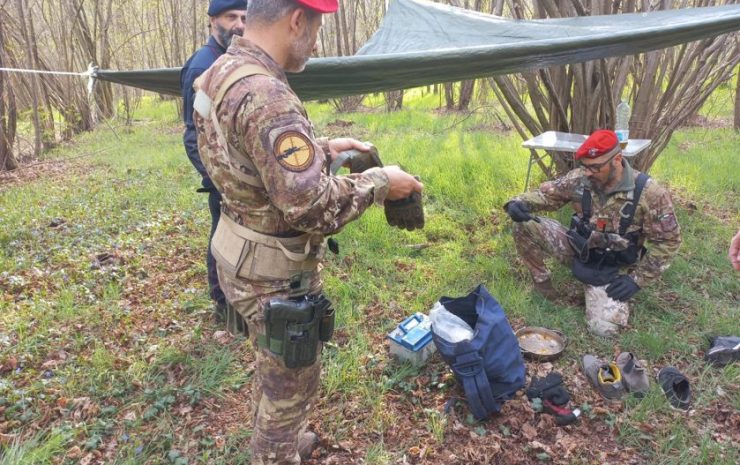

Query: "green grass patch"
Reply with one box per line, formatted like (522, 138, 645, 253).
(1, 94, 737, 464)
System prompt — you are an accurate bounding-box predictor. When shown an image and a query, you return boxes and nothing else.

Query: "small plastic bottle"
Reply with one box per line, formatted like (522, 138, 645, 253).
(615, 101, 631, 149)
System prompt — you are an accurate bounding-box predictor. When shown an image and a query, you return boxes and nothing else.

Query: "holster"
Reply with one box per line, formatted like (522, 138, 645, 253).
(260, 294, 335, 368)
(210, 214, 326, 297)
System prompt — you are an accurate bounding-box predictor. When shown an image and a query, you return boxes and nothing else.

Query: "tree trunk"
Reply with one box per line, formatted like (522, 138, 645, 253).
(0, 10, 19, 171)
(15, 0, 43, 158)
(735, 65, 740, 131)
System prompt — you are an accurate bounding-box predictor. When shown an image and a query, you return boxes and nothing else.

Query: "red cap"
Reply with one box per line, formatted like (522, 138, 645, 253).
(295, 0, 338, 13)
(574, 129, 620, 161)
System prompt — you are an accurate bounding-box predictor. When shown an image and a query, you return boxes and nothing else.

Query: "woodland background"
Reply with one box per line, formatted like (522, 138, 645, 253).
(1, 0, 739, 174)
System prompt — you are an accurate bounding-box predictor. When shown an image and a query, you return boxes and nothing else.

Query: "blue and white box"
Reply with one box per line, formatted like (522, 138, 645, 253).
(387, 312, 436, 365)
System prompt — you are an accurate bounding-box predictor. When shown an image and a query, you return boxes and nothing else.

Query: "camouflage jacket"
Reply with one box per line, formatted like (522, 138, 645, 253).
(193, 36, 389, 237)
(512, 162, 681, 287)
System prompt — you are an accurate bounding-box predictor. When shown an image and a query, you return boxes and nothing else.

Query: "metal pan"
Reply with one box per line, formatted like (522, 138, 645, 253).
(515, 326, 567, 362)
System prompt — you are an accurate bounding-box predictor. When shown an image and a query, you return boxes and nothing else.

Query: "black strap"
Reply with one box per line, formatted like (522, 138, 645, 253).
(452, 351, 498, 420)
(618, 172, 650, 235)
(581, 188, 592, 223)
(581, 172, 650, 235)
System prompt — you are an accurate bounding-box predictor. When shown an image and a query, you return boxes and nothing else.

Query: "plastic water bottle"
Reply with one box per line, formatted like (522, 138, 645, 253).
(615, 101, 631, 149)
(429, 302, 474, 343)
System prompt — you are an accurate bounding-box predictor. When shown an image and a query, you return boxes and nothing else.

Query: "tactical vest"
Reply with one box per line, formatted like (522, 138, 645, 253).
(193, 64, 325, 295)
(569, 172, 650, 286)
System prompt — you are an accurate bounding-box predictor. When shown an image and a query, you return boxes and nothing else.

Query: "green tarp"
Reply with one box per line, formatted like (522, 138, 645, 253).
(95, 0, 740, 101)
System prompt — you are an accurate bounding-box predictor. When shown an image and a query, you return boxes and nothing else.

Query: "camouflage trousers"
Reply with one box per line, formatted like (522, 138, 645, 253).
(218, 264, 323, 465)
(512, 218, 629, 337)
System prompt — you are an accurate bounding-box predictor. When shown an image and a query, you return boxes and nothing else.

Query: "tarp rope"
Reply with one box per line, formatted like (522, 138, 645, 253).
(0, 64, 100, 123)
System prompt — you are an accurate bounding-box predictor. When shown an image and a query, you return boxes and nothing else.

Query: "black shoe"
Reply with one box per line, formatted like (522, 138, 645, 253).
(657, 367, 691, 411)
(705, 336, 740, 367)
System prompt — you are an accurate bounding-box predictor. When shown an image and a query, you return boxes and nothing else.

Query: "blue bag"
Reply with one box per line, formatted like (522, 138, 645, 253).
(432, 284, 526, 420)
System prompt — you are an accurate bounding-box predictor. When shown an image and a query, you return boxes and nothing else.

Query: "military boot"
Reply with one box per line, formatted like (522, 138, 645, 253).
(533, 278, 560, 301)
(581, 354, 626, 401)
(297, 432, 319, 460)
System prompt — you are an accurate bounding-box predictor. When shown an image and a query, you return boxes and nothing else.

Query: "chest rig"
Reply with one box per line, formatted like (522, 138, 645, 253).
(193, 64, 325, 296)
(569, 172, 650, 285)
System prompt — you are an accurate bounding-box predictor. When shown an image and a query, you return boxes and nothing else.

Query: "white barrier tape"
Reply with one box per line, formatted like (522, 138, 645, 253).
(0, 67, 94, 77)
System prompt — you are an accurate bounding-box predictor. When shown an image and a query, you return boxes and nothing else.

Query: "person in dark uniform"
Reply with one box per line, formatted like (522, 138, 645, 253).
(180, 0, 247, 321)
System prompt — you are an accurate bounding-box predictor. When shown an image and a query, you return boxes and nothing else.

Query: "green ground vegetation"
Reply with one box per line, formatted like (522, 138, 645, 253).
(0, 93, 738, 465)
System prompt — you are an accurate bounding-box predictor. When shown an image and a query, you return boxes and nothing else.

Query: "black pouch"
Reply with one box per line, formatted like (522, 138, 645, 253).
(263, 297, 320, 369)
(319, 306, 335, 342)
(571, 257, 619, 286)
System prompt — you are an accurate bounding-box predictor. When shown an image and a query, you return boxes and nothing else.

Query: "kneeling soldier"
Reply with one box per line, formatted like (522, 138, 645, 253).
(504, 129, 681, 336)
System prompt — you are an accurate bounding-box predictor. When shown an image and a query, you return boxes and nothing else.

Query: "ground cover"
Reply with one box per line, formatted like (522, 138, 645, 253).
(0, 95, 738, 465)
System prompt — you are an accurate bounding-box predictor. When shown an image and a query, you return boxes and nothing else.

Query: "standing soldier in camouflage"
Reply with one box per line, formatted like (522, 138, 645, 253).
(504, 130, 681, 337)
(181, 0, 247, 323)
(192, 0, 424, 463)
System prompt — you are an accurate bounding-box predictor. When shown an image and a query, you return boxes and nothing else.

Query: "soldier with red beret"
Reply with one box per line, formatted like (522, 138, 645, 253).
(504, 129, 681, 337)
(192, 0, 423, 462)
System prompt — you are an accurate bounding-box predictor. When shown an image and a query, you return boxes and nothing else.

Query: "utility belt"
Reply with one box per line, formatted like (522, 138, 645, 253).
(259, 294, 335, 368)
(210, 212, 326, 296)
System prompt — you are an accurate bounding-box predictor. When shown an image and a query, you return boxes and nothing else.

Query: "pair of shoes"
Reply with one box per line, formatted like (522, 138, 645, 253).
(657, 367, 692, 411)
(616, 352, 650, 397)
(533, 278, 560, 301)
(705, 336, 740, 367)
(581, 354, 626, 401)
(297, 431, 319, 460)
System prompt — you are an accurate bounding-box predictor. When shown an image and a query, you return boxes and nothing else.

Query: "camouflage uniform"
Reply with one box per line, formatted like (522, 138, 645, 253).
(509, 162, 681, 335)
(193, 36, 389, 464)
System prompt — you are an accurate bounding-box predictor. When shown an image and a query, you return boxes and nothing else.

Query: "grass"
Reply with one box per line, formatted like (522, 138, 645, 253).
(0, 93, 738, 464)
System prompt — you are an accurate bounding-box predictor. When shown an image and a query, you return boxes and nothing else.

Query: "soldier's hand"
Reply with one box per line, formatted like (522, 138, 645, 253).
(383, 166, 423, 201)
(605, 275, 640, 301)
(330, 143, 383, 174)
(327, 138, 370, 162)
(505, 200, 535, 223)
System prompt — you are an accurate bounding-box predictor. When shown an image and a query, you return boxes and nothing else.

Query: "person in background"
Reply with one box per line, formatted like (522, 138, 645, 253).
(504, 129, 681, 337)
(730, 229, 740, 271)
(180, 0, 247, 324)
(193, 0, 423, 462)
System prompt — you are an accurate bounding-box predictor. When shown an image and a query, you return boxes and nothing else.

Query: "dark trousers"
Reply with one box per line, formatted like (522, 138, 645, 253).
(207, 190, 226, 307)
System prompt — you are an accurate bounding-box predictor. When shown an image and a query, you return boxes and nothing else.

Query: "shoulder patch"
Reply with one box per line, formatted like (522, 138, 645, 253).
(273, 131, 315, 172)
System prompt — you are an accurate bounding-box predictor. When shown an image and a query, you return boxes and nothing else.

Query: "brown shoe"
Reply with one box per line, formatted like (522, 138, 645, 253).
(297, 431, 319, 460)
(533, 279, 559, 301)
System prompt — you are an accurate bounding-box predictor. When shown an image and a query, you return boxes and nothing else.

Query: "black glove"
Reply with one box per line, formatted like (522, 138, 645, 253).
(384, 190, 424, 231)
(525, 372, 571, 406)
(606, 275, 640, 301)
(505, 200, 535, 223)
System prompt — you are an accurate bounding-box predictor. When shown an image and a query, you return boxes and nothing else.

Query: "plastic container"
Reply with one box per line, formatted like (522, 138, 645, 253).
(615, 101, 631, 148)
(387, 312, 436, 365)
(429, 301, 474, 343)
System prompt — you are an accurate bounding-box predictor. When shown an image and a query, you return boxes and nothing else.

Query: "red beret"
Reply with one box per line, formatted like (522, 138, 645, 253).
(295, 0, 338, 13)
(575, 129, 620, 161)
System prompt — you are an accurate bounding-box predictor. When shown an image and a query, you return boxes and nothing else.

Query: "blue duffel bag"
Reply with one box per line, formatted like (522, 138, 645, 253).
(432, 284, 525, 420)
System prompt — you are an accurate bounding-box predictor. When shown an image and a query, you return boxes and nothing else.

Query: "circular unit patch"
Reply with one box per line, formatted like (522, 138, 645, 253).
(274, 131, 315, 172)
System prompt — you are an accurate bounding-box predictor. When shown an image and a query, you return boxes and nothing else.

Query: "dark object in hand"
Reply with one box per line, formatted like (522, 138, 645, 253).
(505, 200, 535, 223)
(606, 275, 640, 301)
(385, 190, 424, 231)
(330, 144, 383, 174)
